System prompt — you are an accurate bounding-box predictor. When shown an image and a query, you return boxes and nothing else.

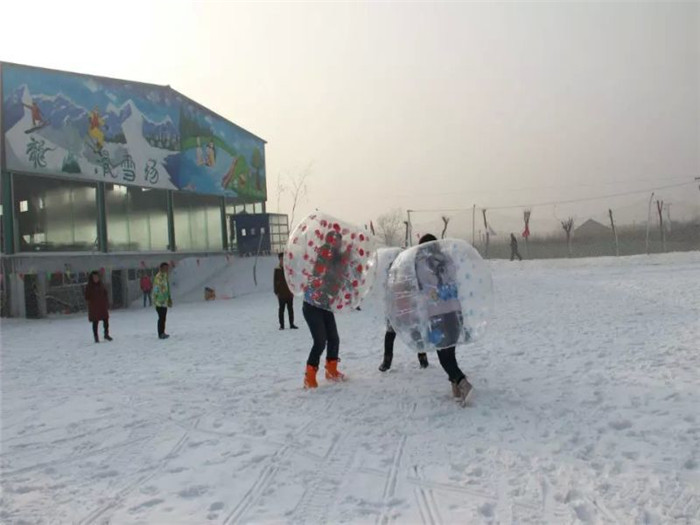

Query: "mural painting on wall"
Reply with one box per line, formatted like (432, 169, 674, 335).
(1, 63, 266, 199)
(176, 100, 266, 201)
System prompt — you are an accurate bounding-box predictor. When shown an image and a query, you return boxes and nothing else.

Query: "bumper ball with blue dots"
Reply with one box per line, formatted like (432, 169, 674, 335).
(385, 239, 493, 351)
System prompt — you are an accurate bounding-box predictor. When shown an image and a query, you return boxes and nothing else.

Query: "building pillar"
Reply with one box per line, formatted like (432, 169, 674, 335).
(2, 172, 15, 254)
(220, 197, 228, 251)
(96, 182, 108, 252)
(36, 271, 48, 318)
(167, 191, 176, 251)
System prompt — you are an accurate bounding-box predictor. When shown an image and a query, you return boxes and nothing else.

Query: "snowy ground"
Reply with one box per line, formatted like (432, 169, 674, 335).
(1, 252, 699, 524)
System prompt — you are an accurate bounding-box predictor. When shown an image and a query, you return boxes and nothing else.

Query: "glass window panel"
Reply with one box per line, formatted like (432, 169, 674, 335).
(207, 204, 222, 251)
(105, 184, 169, 251)
(173, 193, 223, 251)
(14, 174, 97, 252)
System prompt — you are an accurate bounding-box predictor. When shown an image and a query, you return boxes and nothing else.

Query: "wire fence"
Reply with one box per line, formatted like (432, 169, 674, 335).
(402, 180, 700, 259)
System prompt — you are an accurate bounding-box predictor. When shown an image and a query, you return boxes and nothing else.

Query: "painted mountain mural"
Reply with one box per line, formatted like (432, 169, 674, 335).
(1, 63, 265, 199)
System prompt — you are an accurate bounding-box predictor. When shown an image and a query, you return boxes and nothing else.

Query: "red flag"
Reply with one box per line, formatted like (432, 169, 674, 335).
(522, 225, 530, 238)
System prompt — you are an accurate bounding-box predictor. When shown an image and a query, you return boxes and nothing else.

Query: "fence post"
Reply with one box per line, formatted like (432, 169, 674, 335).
(608, 209, 619, 256)
(645, 192, 655, 254)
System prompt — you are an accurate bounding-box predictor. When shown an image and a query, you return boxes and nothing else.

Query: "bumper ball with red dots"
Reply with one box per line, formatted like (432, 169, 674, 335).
(284, 213, 378, 312)
(385, 239, 493, 352)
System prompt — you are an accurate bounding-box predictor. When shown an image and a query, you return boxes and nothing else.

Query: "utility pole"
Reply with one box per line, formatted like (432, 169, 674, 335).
(471, 204, 476, 245)
(645, 192, 655, 254)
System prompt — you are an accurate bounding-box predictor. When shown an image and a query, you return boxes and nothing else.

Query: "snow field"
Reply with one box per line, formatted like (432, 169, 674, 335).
(1, 252, 699, 524)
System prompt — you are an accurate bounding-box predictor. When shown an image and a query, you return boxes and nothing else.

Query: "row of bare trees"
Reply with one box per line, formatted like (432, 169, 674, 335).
(374, 209, 454, 247)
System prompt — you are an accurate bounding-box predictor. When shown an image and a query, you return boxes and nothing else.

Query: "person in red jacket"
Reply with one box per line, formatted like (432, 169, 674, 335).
(140, 272, 153, 307)
(85, 271, 112, 343)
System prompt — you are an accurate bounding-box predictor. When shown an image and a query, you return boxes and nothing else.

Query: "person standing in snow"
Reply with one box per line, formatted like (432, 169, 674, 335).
(510, 233, 523, 261)
(415, 234, 472, 404)
(379, 252, 429, 371)
(302, 230, 348, 389)
(140, 272, 153, 307)
(153, 262, 172, 340)
(274, 252, 298, 330)
(85, 270, 112, 343)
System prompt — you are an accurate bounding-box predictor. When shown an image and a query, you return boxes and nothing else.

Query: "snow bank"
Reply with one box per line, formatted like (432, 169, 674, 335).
(167, 255, 278, 304)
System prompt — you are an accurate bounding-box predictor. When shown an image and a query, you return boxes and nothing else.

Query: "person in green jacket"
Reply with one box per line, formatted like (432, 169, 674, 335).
(153, 262, 172, 339)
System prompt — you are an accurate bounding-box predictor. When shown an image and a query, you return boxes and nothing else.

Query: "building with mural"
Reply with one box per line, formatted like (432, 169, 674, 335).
(0, 62, 279, 317)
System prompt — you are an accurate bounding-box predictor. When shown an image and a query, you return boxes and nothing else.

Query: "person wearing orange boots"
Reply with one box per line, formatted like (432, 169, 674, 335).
(302, 230, 347, 389)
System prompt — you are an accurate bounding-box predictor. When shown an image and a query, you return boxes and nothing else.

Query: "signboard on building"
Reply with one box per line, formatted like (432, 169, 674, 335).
(0, 62, 266, 200)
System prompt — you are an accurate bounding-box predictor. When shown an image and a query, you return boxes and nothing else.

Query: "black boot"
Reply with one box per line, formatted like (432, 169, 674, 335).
(418, 353, 429, 368)
(104, 334, 113, 342)
(379, 351, 392, 372)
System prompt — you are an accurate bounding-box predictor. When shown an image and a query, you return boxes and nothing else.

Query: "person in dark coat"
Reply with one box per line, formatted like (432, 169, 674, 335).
(274, 252, 298, 330)
(85, 270, 112, 343)
(510, 233, 523, 261)
(416, 234, 472, 405)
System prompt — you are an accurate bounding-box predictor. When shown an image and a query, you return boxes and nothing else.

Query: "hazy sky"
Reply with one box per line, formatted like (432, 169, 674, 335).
(1, 1, 698, 234)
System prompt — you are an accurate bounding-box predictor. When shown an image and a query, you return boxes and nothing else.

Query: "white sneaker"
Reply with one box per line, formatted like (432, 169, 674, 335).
(454, 378, 473, 406)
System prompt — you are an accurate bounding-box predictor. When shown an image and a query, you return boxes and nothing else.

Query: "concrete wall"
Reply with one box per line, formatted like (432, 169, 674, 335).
(0, 250, 242, 318)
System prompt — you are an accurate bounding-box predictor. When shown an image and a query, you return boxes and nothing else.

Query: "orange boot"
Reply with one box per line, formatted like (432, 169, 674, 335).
(325, 359, 346, 382)
(304, 365, 318, 389)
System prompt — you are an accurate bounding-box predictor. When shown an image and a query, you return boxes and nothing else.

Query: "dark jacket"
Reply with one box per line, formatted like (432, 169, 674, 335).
(85, 281, 109, 322)
(274, 266, 294, 300)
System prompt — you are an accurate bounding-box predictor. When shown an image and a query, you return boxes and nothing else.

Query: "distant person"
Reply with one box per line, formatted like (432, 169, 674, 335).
(510, 233, 523, 261)
(153, 263, 172, 339)
(274, 252, 298, 330)
(140, 272, 152, 307)
(416, 234, 472, 404)
(85, 270, 112, 343)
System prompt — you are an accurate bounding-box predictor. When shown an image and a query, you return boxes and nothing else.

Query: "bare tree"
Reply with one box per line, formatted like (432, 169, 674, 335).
(482, 209, 490, 258)
(561, 218, 574, 257)
(275, 171, 286, 213)
(375, 208, 404, 246)
(522, 209, 531, 258)
(278, 165, 311, 229)
(656, 199, 666, 252)
(441, 216, 451, 239)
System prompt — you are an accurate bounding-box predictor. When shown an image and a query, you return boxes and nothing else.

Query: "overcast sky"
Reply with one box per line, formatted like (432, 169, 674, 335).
(1, 1, 698, 234)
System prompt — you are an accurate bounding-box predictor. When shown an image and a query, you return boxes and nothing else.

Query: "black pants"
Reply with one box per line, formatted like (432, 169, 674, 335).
(92, 319, 109, 339)
(156, 306, 168, 336)
(302, 302, 339, 367)
(510, 248, 522, 261)
(437, 347, 466, 384)
(278, 296, 294, 328)
(143, 291, 152, 307)
(383, 328, 427, 367)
